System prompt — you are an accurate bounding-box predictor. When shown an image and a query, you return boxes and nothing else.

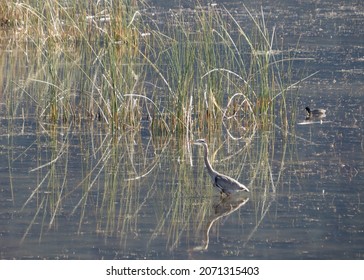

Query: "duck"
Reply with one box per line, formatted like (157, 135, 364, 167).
(305, 106, 326, 118)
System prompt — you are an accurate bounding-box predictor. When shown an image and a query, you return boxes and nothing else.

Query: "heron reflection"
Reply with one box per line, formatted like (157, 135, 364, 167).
(191, 195, 250, 252)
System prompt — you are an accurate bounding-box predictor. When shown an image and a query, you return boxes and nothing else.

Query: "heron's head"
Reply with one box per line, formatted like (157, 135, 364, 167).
(193, 139, 207, 146)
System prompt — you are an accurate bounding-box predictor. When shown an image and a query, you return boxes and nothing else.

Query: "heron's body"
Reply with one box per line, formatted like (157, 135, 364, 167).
(194, 139, 249, 195)
(305, 106, 326, 118)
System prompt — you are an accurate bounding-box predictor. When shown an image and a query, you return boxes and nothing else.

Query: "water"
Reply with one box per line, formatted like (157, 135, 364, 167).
(1, 0, 363, 259)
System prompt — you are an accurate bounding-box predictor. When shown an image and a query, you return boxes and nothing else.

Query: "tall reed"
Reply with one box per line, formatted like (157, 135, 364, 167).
(2, 1, 306, 136)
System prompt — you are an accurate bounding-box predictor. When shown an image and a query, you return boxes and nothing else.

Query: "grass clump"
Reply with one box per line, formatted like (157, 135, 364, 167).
(144, 4, 303, 138)
(2, 0, 145, 131)
(1, 1, 304, 137)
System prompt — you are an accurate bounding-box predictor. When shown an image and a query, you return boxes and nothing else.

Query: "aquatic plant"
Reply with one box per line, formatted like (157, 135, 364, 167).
(1, 1, 309, 137)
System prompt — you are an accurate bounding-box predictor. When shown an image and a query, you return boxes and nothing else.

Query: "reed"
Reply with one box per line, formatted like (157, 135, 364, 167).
(2, 0, 142, 129)
(143, 4, 307, 138)
(2, 1, 309, 136)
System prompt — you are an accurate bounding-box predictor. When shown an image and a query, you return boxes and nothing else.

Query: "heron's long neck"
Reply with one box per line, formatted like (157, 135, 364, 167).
(203, 144, 215, 176)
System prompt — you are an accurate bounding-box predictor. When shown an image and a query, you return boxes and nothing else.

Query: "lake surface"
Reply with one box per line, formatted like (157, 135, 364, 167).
(0, 0, 363, 259)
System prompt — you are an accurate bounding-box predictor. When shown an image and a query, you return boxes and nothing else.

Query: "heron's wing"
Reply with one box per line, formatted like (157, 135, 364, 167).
(215, 174, 248, 193)
(214, 175, 225, 192)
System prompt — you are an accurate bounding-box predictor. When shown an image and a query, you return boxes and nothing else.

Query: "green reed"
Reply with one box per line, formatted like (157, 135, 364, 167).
(145, 4, 304, 138)
(2, 0, 143, 129)
(2, 1, 307, 136)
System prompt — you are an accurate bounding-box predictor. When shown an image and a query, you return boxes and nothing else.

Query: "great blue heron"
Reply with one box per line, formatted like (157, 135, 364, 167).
(193, 139, 249, 195)
(305, 106, 326, 118)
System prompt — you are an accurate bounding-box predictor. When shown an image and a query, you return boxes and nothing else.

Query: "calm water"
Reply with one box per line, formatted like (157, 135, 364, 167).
(1, 0, 363, 259)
